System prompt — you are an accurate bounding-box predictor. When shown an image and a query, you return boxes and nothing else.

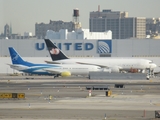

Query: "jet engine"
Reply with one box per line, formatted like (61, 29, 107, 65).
(102, 67, 120, 73)
(60, 71, 71, 77)
(110, 67, 120, 73)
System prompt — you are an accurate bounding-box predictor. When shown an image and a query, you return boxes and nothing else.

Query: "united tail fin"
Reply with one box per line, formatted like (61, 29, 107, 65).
(44, 39, 69, 61)
(8, 47, 32, 66)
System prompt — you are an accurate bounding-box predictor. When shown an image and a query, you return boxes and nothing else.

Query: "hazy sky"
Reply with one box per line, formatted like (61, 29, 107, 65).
(1, 0, 160, 35)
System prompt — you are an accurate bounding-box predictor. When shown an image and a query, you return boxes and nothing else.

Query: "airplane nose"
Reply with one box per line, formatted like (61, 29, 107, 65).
(151, 63, 157, 68)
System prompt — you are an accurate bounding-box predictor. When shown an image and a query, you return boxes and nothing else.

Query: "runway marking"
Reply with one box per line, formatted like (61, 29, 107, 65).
(42, 84, 109, 86)
(135, 90, 145, 92)
(31, 94, 42, 96)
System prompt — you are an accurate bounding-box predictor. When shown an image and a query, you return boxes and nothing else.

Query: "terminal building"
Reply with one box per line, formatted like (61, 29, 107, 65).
(0, 38, 160, 58)
(0, 38, 160, 74)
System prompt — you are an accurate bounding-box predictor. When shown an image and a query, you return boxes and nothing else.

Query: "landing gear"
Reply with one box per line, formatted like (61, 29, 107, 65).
(88, 75, 90, 79)
(53, 74, 61, 79)
(146, 74, 150, 80)
(146, 68, 155, 79)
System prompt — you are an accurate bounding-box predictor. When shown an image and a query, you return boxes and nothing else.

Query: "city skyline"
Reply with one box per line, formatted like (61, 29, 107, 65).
(1, 0, 160, 35)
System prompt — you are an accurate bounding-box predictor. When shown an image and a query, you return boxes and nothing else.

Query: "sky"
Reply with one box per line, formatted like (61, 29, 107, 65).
(0, 0, 160, 35)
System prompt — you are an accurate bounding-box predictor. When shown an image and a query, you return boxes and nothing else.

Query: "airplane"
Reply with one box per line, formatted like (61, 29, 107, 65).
(153, 67, 160, 76)
(44, 39, 157, 75)
(8, 47, 102, 77)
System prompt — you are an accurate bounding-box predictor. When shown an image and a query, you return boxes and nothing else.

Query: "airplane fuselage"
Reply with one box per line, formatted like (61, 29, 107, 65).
(11, 64, 101, 75)
(50, 58, 156, 71)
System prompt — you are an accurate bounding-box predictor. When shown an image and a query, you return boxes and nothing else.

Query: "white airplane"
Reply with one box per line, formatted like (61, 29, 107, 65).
(44, 39, 157, 75)
(8, 47, 102, 77)
(153, 67, 160, 76)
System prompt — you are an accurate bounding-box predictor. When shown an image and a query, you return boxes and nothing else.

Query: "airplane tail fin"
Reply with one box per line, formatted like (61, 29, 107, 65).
(44, 39, 69, 61)
(9, 47, 26, 65)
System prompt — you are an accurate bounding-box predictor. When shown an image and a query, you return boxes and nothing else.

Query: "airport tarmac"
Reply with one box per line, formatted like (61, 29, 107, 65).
(0, 75, 160, 120)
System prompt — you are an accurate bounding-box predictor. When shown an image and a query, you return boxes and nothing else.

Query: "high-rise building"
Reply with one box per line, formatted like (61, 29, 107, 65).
(89, 9, 146, 39)
(4, 24, 10, 38)
(146, 18, 160, 37)
(135, 18, 146, 39)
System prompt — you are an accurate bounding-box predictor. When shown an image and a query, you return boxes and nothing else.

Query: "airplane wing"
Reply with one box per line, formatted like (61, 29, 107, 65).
(76, 62, 124, 73)
(43, 68, 62, 74)
(44, 60, 61, 64)
(43, 68, 71, 77)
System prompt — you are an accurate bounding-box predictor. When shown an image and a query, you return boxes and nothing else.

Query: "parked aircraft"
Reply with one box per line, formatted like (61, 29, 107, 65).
(8, 47, 102, 77)
(153, 67, 160, 76)
(44, 39, 157, 75)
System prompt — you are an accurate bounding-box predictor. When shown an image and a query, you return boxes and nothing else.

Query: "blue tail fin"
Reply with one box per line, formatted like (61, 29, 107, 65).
(9, 47, 26, 65)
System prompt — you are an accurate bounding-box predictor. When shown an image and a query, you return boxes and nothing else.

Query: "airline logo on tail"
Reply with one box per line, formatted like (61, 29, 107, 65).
(50, 48, 60, 55)
(11, 53, 19, 61)
(98, 40, 112, 53)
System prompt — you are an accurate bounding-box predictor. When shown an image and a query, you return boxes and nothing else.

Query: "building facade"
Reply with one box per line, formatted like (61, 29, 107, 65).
(89, 9, 146, 39)
(146, 18, 160, 38)
(45, 29, 112, 40)
(35, 20, 76, 39)
(0, 39, 160, 58)
(135, 17, 146, 39)
(1, 38, 160, 74)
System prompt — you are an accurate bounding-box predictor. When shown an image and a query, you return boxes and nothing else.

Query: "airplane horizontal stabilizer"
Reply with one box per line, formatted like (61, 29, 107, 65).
(7, 63, 18, 67)
(45, 60, 62, 64)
